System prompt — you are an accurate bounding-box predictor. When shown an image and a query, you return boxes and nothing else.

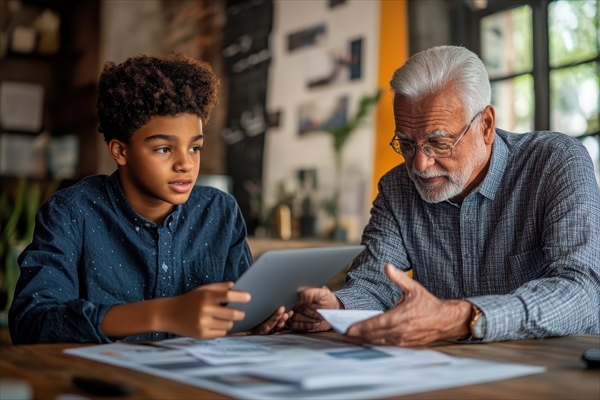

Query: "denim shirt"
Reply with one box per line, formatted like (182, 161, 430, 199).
(9, 172, 252, 344)
(336, 130, 600, 341)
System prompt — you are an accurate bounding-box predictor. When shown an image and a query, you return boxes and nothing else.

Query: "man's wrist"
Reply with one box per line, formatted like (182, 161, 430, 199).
(444, 300, 472, 340)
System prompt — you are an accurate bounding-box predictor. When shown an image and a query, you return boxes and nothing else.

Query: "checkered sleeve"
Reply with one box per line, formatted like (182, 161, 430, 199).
(468, 143, 600, 342)
(335, 170, 410, 310)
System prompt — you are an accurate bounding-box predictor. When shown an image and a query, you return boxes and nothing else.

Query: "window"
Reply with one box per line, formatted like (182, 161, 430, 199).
(469, 0, 599, 182)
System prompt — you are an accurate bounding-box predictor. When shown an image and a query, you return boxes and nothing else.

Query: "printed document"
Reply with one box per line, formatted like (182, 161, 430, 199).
(65, 334, 545, 399)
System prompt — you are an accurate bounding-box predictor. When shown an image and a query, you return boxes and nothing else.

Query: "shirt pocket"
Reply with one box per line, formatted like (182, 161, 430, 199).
(505, 248, 545, 291)
(185, 259, 226, 288)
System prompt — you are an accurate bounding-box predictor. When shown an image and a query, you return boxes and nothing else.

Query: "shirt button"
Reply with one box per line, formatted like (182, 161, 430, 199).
(145, 223, 150, 227)
(135, 226, 140, 232)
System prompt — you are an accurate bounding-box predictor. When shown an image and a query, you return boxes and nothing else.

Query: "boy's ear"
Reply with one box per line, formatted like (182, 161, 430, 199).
(108, 139, 128, 166)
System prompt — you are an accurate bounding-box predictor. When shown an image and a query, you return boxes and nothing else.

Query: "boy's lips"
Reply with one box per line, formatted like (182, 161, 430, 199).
(168, 179, 193, 193)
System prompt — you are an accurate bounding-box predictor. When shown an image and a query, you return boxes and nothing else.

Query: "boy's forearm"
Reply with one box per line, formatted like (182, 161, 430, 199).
(100, 298, 173, 338)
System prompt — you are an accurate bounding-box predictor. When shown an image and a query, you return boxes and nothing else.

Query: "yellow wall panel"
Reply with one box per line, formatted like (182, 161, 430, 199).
(372, 0, 408, 200)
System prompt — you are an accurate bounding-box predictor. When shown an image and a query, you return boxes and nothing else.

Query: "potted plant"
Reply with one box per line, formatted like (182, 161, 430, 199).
(0, 178, 60, 315)
(323, 89, 381, 241)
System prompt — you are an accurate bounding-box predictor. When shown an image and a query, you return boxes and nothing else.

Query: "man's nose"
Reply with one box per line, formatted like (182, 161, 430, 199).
(412, 146, 435, 172)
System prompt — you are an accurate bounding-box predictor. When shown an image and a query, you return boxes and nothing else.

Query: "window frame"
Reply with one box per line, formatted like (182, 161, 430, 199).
(457, 0, 599, 140)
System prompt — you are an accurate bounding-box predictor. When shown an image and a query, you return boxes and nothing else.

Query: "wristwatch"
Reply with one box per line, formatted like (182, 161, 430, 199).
(469, 304, 486, 340)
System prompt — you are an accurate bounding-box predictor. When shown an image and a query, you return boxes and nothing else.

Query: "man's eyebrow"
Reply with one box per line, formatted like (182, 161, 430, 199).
(427, 130, 452, 139)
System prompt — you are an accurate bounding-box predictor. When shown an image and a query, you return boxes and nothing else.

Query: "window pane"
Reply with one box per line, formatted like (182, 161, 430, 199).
(481, 5, 533, 79)
(549, 0, 599, 68)
(581, 135, 600, 185)
(491, 74, 534, 133)
(550, 62, 599, 136)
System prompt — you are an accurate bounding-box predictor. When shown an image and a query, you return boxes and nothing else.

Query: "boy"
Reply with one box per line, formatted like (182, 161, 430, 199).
(9, 53, 287, 344)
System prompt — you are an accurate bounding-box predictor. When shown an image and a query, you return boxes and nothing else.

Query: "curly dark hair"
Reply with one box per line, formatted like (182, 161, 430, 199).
(97, 53, 220, 143)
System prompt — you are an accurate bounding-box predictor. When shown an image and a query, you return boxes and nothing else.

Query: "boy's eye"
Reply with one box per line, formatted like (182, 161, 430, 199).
(190, 146, 202, 153)
(155, 147, 171, 154)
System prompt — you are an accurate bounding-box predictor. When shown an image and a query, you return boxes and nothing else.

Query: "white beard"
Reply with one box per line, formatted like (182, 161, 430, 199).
(408, 134, 488, 203)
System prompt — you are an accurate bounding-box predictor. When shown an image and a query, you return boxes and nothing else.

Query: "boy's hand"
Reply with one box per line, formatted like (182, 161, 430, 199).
(247, 306, 293, 335)
(161, 282, 250, 339)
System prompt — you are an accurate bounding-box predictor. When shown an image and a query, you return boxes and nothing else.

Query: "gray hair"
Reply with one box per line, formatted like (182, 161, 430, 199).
(390, 46, 491, 122)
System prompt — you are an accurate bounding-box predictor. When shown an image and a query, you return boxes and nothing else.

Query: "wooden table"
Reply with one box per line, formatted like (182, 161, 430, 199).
(1, 334, 598, 399)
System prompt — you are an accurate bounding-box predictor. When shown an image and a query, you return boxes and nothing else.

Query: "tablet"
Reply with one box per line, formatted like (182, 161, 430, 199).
(227, 245, 365, 334)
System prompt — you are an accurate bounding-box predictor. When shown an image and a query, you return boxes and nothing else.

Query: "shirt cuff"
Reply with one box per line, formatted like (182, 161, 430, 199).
(466, 295, 526, 342)
(92, 303, 119, 343)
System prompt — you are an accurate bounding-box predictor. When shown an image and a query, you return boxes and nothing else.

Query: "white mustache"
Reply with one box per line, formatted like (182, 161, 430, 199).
(411, 168, 448, 180)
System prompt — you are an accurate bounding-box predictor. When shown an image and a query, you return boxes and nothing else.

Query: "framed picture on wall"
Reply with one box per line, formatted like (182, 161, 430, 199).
(287, 23, 326, 52)
(298, 95, 348, 135)
(0, 81, 44, 132)
(329, 0, 347, 8)
(305, 38, 362, 89)
(0, 132, 48, 178)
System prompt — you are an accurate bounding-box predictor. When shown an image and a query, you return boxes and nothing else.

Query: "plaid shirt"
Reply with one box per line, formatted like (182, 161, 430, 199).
(336, 129, 600, 342)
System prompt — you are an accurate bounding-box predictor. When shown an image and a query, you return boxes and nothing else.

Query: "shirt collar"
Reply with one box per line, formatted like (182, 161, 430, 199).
(476, 129, 508, 200)
(106, 171, 182, 230)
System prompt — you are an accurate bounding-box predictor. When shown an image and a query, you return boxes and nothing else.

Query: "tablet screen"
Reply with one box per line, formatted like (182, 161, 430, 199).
(227, 245, 365, 333)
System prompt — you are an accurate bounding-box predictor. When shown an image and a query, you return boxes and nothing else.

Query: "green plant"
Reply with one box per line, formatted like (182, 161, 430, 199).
(0, 179, 60, 311)
(323, 89, 382, 228)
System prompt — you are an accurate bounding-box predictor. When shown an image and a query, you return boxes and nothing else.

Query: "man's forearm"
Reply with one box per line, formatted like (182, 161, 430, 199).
(468, 277, 599, 342)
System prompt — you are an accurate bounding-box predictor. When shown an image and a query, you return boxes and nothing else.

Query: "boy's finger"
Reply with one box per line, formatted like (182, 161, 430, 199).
(201, 317, 235, 331)
(224, 290, 251, 303)
(197, 281, 235, 291)
(207, 306, 246, 321)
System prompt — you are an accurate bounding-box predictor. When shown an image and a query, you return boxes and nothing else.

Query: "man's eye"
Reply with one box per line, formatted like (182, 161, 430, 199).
(430, 142, 451, 150)
(155, 147, 170, 154)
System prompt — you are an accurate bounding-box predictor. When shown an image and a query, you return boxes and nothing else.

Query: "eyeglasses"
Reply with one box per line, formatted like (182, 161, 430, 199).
(389, 110, 483, 158)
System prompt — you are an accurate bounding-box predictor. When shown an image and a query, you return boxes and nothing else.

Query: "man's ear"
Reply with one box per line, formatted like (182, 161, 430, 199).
(108, 139, 128, 166)
(482, 105, 496, 146)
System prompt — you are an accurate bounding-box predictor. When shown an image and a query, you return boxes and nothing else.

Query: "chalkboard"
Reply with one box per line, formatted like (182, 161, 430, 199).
(223, 0, 273, 233)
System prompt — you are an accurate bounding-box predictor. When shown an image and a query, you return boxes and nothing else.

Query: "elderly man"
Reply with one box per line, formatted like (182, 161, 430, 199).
(290, 45, 600, 346)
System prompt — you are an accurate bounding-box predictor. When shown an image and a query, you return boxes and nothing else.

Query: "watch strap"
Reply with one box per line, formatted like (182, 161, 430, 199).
(469, 304, 485, 340)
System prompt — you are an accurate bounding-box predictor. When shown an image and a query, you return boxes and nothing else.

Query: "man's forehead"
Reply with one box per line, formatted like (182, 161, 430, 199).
(393, 94, 466, 133)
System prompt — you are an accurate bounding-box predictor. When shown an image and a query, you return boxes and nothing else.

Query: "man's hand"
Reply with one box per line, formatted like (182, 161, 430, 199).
(343, 264, 471, 347)
(160, 282, 250, 339)
(289, 286, 342, 332)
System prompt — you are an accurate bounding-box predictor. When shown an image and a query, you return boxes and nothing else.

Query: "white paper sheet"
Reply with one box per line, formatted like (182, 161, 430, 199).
(317, 309, 383, 333)
(65, 335, 546, 400)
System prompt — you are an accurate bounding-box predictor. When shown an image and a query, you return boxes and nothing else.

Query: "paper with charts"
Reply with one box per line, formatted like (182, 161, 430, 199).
(65, 334, 545, 399)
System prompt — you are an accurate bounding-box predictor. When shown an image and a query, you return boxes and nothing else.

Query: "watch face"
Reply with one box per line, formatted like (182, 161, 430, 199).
(473, 315, 486, 339)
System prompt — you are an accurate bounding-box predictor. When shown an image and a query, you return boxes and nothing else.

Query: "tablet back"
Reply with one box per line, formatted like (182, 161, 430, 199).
(228, 245, 365, 334)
